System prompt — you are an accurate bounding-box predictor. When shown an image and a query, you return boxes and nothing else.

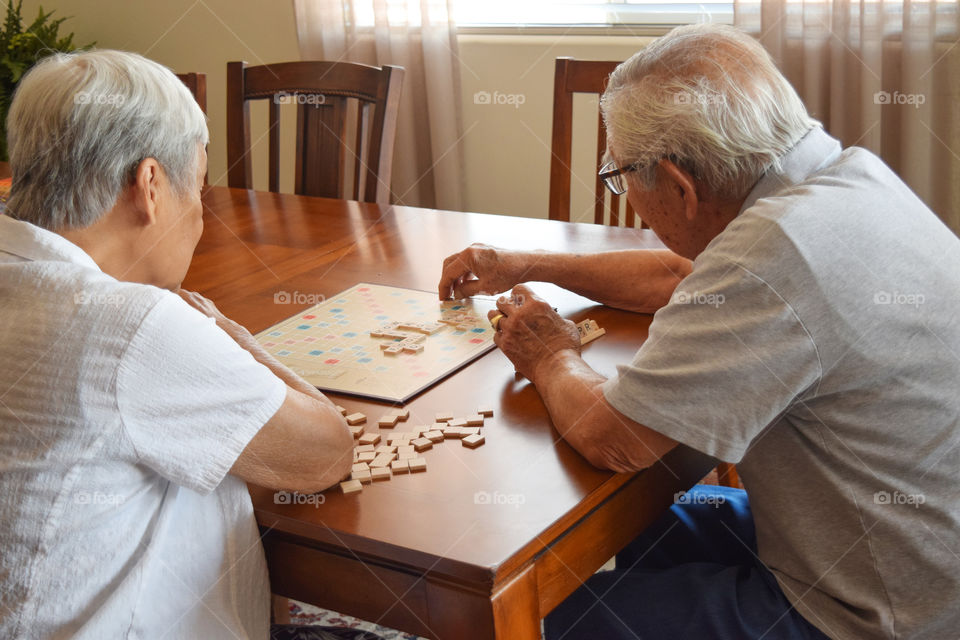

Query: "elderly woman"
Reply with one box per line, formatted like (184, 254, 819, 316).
(441, 24, 960, 640)
(0, 51, 382, 640)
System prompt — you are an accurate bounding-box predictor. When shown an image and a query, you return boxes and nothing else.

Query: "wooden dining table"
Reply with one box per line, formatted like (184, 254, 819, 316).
(182, 186, 716, 640)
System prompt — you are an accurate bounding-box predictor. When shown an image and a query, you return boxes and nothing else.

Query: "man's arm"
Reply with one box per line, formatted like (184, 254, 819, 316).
(177, 290, 354, 492)
(491, 286, 678, 472)
(438, 244, 692, 314)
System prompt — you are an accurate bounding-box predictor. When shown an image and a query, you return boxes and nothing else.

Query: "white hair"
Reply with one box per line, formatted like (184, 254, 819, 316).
(601, 23, 817, 199)
(6, 50, 209, 231)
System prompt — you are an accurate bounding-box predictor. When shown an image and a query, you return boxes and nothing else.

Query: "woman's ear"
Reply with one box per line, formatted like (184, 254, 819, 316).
(658, 158, 699, 221)
(129, 158, 163, 227)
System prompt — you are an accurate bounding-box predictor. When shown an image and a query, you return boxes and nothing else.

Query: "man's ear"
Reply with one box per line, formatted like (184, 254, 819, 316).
(658, 158, 699, 222)
(130, 158, 163, 227)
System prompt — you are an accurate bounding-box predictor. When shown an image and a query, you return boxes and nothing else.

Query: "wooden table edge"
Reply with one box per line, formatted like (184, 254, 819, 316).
(258, 446, 716, 639)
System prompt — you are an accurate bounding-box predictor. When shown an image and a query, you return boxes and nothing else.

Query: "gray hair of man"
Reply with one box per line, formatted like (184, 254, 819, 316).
(601, 23, 817, 200)
(6, 49, 209, 231)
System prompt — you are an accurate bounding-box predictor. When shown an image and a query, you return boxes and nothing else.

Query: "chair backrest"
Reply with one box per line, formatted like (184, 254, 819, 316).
(548, 57, 645, 228)
(175, 72, 207, 114)
(175, 72, 208, 185)
(226, 60, 404, 203)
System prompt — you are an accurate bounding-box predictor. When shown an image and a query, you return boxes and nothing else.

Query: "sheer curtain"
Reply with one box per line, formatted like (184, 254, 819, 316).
(735, 0, 960, 235)
(293, 0, 465, 210)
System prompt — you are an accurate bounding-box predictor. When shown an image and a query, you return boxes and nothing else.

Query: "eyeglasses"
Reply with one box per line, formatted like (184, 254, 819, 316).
(599, 160, 642, 195)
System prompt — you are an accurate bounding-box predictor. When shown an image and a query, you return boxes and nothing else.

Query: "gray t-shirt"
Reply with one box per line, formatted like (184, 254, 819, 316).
(604, 127, 960, 640)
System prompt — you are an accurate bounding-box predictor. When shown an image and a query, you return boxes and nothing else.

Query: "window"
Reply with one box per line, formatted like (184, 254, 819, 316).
(456, 0, 733, 27)
(352, 0, 734, 28)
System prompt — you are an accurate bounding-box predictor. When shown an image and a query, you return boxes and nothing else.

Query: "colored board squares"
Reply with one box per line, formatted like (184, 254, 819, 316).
(253, 283, 498, 402)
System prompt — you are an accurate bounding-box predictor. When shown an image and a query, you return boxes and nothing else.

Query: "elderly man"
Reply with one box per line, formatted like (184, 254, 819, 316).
(441, 24, 960, 640)
(0, 51, 382, 640)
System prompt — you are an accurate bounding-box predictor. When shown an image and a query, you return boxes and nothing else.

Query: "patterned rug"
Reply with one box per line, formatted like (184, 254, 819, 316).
(289, 601, 426, 640)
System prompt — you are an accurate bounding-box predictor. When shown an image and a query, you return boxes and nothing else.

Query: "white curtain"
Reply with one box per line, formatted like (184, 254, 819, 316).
(735, 0, 960, 235)
(293, 0, 465, 210)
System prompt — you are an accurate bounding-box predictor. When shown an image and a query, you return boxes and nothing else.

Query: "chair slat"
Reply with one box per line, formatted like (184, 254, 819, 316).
(268, 99, 281, 193)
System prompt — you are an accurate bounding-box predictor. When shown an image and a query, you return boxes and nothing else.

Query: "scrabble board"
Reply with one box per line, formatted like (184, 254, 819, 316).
(255, 283, 498, 402)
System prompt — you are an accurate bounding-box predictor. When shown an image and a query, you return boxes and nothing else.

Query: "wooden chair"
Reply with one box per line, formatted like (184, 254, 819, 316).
(549, 57, 648, 227)
(175, 72, 208, 184)
(175, 72, 207, 114)
(550, 57, 739, 489)
(226, 60, 403, 203)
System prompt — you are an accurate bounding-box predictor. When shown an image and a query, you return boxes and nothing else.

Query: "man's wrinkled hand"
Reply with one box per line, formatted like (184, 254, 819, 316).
(438, 243, 530, 300)
(487, 284, 581, 382)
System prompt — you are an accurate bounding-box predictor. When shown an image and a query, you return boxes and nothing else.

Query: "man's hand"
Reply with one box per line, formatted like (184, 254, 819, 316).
(488, 284, 581, 382)
(438, 243, 533, 300)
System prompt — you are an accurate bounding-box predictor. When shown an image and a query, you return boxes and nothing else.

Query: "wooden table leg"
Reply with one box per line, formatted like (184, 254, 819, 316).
(272, 594, 291, 624)
(492, 564, 541, 640)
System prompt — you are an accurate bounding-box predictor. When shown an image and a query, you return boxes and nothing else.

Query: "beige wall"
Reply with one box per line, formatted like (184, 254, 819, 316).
(20, 0, 301, 192)
(458, 34, 653, 219)
(19, 2, 653, 218)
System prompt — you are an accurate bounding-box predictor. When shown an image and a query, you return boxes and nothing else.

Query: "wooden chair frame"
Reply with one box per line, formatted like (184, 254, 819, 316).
(549, 57, 645, 227)
(226, 60, 403, 204)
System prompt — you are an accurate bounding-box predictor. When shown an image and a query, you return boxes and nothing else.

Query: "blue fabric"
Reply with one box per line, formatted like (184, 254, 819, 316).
(544, 486, 831, 640)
